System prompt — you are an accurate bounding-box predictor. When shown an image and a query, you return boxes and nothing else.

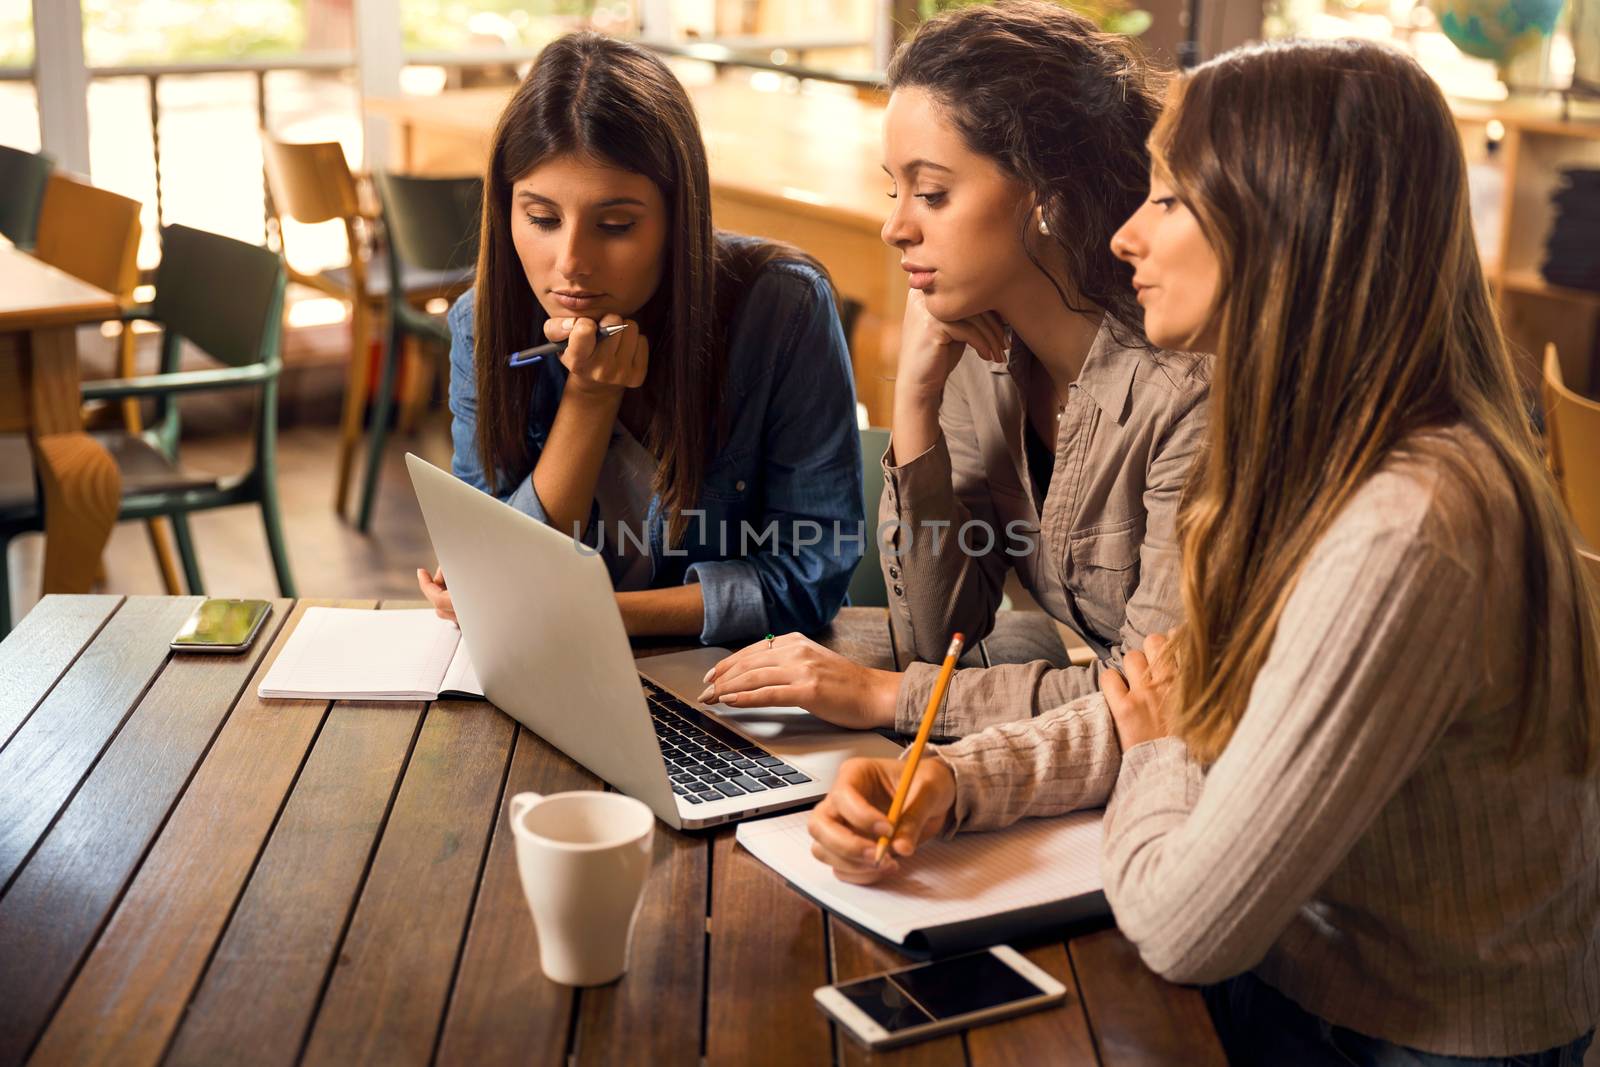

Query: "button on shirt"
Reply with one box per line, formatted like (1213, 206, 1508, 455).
(446, 257, 864, 644)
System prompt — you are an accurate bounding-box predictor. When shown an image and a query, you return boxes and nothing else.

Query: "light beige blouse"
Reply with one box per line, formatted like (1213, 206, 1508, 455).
(935, 425, 1600, 1056)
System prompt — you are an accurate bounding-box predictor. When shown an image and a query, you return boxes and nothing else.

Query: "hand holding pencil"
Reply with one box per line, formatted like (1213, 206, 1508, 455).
(805, 633, 964, 885)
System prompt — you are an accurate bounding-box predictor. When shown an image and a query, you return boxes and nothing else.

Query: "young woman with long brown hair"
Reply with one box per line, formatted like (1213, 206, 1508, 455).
(699, 0, 1209, 737)
(806, 39, 1600, 1063)
(417, 33, 864, 643)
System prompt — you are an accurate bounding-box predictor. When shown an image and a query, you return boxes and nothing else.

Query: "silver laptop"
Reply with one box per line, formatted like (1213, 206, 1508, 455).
(406, 453, 901, 830)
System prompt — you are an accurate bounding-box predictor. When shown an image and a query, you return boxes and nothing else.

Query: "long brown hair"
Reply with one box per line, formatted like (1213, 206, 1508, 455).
(885, 0, 1161, 347)
(473, 32, 816, 540)
(1159, 38, 1600, 772)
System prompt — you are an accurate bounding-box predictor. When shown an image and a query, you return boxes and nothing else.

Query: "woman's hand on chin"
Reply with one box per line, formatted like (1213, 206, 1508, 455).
(697, 633, 902, 730)
(546, 313, 648, 399)
(896, 288, 1009, 400)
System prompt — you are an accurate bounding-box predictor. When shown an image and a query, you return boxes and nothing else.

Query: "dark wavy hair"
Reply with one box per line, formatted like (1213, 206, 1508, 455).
(885, 0, 1160, 347)
(474, 32, 817, 541)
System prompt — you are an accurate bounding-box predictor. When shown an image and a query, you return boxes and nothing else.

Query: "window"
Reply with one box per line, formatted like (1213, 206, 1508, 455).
(0, 0, 39, 152)
(1264, 0, 1574, 101)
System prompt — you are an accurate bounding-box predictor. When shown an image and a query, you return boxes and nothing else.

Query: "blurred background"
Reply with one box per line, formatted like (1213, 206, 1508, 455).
(2, 0, 1598, 630)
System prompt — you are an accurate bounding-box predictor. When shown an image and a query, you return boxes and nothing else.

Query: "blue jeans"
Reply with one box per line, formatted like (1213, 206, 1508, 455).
(1204, 971, 1595, 1067)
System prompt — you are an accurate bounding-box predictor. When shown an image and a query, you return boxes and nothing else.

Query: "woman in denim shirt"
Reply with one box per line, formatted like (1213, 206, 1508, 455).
(418, 33, 863, 645)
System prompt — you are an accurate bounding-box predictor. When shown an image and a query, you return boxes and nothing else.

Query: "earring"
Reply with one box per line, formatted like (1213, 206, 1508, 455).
(1037, 215, 1050, 237)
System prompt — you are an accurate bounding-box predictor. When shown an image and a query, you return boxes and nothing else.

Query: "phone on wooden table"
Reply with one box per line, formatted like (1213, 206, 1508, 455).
(170, 598, 272, 653)
(813, 945, 1067, 1050)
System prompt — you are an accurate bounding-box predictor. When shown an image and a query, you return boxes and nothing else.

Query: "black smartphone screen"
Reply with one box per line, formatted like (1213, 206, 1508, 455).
(835, 952, 1046, 1033)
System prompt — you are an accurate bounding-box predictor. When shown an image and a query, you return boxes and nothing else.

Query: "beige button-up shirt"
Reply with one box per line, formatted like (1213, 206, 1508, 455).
(880, 321, 1209, 735)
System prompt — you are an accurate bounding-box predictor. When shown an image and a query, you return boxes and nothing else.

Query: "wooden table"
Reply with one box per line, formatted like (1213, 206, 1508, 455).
(0, 596, 1223, 1066)
(0, 245, 122, 595)
(367, 77, 906, 425)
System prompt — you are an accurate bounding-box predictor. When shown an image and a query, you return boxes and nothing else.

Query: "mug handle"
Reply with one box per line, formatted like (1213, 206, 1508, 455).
(509, 791, 543, 826)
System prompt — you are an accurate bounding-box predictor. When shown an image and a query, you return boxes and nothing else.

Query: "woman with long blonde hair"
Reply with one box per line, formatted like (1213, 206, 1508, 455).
(805, 38, 1600, 1063)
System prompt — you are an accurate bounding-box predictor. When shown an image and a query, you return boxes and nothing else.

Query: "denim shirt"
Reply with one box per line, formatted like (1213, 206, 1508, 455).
(446, 258, 864, 645)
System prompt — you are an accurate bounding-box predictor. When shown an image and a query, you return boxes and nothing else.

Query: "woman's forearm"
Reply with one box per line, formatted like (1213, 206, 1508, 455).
(889, 380, 945, 465)
(617, 583, 706, 638)
(531, 387, 623, 535)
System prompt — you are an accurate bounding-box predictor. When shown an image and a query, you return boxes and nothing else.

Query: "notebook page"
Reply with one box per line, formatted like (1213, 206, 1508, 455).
(439, 638, 483, 698)
(258, 608, 461, 699)
(736, 809, 1103, 944)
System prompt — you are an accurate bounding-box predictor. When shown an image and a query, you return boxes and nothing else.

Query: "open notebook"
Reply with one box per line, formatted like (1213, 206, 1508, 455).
(736, 808, 1108, 957)
(257, 607, 483, 701)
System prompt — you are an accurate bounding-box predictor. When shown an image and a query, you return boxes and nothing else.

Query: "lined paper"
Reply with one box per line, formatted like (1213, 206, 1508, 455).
(736, 809, 1103, 944)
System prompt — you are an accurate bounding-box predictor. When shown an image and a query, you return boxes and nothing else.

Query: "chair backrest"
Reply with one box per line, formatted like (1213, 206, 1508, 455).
(260, 135, 360, 225)
(847, 427, 892, 609)
(33, 173, 142, 300)
(1544, 343, 1600, 548)
(151, 224, 287, 369)
(0, 144, 54, 250)
(372, 171, 482, 275)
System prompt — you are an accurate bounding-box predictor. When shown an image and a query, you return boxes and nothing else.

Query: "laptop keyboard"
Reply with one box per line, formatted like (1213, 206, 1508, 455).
(640, 677, 811, 805)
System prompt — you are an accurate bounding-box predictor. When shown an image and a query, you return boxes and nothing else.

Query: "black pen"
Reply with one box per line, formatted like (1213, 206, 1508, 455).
(508, 322, 631, 367)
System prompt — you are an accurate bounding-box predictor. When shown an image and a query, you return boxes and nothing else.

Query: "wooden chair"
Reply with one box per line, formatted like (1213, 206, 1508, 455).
(1543, 343, 1600, 549)
(261, 136, 475, 521)
(354, 171, 480, 532)
(32, 172, 183, 594)
(259, 135, 375, 518)
(0, 224, 296, 630)
(0, 144, 52, 250)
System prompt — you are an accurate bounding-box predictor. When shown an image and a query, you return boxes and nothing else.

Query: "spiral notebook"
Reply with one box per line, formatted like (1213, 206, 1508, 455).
(257, 607, 484, 701)
(735, 807, 1107, 957)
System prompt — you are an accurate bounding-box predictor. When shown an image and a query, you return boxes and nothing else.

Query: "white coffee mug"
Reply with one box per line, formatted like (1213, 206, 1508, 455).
(509, 790, 655, 987)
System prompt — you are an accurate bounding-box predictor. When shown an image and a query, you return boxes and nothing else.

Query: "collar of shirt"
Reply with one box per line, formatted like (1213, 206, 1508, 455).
(990, 318, 1139, 425)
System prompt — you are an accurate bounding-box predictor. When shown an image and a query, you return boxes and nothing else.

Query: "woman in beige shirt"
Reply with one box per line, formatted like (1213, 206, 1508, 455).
(807, 39, 1600, 1063)
(700, 1, 1209, 736)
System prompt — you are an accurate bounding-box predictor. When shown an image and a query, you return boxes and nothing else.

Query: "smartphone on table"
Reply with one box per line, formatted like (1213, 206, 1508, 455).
(171, 598, 273, 654)
(813, 945, 1067, 1050)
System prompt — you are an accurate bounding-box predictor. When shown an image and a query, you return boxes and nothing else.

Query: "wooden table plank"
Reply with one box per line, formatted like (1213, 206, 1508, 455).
(0, 245, 119, 332)
(572, 821, 708, 1066)
(705, 831, 832, 1067)
(435, 728, 599, 1067)
(0, 596, 199, 893)
(1068, 930, 1225, 1066)
(25, 599, 367, 1067)
(0, 594, 120, 753)
(826, 918, 965, 1067)
(965, 943, 1098, 1066)
(298, 697, 517, 1066)
(0, 599, 289, 1067)
(164, 602, 431, 1067)
(817, 606, 898, 671)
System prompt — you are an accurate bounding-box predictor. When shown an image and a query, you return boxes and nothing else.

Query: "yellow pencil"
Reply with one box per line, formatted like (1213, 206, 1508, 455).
(875, 632, 964, 866)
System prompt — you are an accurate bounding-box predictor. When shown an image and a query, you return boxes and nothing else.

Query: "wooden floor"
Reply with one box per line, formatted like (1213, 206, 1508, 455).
(6, 420, 457, 622)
